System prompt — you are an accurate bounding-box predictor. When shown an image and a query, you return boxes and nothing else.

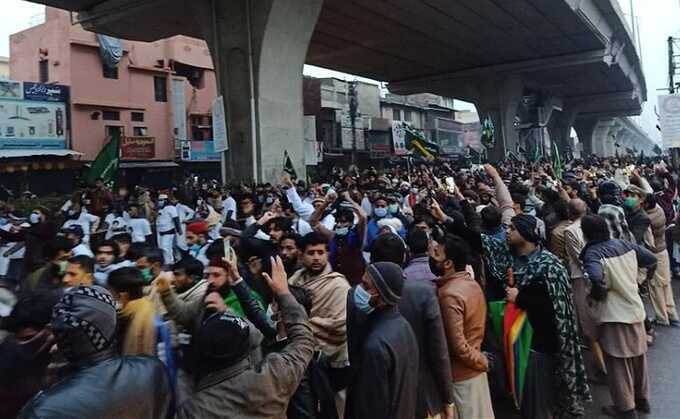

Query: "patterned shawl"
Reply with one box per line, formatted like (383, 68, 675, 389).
(482, 235, 591, 416)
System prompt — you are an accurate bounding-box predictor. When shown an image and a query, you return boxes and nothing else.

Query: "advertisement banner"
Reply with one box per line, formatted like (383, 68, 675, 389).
(121, 136, 155, 159)
(0, 100, 66, 149)
(212, 96, 228, 152)
(391, 121, 407, 155)
(659, 94, 680, 149)
(181, 141, 221, 161)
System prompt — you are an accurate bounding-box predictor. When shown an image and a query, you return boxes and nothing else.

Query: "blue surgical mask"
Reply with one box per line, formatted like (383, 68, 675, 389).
(189, 244, 201, 255)
(354, 285, 375, 315)
(388, 203, 399, 215)
(374, 207, 387, 218)
(335, 227, 349, 237)
(29, 213, 41, 224)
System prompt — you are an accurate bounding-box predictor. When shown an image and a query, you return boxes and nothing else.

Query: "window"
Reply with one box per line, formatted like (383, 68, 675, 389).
(131, 112, 144, 122)
(392, 108, 401, 121)
(133, 126, 148, 136)
(102, 110, 120, 121)
(103, 65, 118, 79)
(154, 76, 167, 102)
(404, 110, 413, 122)
(105, 125, 123, 140)
(190, 114, 213, 141)
(39, 59, 48, 83)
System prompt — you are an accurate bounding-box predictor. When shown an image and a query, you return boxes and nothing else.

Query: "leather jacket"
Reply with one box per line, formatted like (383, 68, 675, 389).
(19, 354, 173, 419)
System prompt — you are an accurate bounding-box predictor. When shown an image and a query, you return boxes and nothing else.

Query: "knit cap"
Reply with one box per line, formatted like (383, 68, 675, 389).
(51, 286, 117, 362)
(365, 262, 405, 306)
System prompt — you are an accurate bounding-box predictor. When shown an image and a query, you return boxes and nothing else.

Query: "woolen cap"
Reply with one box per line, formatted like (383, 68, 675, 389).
(366, 262, 404, 306)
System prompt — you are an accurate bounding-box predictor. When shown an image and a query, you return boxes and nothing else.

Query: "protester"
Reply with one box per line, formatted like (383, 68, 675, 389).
(18, 286, 172, 418)
(4, 153, 680, 418)
(344, 261, 418, 419)
(175, 256, 315, 419)
(430, 233, 494, 419)
(581, 214, 657, 418)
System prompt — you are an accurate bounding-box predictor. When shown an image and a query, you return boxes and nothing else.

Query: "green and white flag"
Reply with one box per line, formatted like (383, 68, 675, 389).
(85, 131, 120, 186)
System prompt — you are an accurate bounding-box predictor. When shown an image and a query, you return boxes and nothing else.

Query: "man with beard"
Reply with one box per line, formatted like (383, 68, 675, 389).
(278, 232, 302, 276)
(501, 215, 591, 418)
(93, 240, 131, 286)
(288, 232, 351, 416)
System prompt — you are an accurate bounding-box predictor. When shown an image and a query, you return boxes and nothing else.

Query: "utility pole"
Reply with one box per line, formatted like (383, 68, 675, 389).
(669, 36, 677, 94)
(348, 80, 358, 165)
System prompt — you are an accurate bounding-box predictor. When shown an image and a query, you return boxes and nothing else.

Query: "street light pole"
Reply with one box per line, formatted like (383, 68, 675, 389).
(348, 80, 358, 165)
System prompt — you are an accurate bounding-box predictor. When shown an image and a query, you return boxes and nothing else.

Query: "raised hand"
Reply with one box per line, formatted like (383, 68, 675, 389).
(262, 256, 290, 296)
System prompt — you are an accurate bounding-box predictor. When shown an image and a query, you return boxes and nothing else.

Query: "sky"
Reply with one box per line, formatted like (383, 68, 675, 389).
(1, 0, 678, 142)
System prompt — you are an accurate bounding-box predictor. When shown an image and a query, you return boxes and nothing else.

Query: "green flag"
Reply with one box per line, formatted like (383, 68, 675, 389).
(283, 150, 297, 179)
(85, 131, 120, 186)
(402, 124, 440, 160)
(552, 141, 563, 180)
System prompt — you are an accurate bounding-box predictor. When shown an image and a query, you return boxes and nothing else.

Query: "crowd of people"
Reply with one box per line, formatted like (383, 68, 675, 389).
(0, 156, 678, 419)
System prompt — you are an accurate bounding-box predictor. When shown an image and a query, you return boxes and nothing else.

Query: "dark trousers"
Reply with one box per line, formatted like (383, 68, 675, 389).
(521, 350, 556, 419)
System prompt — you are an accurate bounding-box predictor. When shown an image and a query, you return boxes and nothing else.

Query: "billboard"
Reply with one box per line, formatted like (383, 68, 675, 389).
(659, 94, 680, 149)
(0, 80, 69, 149)
(180, 140, 221, 162)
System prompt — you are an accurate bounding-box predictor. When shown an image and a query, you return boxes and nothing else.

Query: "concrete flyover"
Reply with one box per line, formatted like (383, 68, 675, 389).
(29, 0, 650, 179)
(574, 116, 656, 158)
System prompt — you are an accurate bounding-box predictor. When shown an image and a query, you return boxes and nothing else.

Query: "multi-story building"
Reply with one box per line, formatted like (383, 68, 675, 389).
(10, 7, 222, 185)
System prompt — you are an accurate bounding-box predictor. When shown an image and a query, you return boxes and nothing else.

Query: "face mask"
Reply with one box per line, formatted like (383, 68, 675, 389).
(335, 227, 349, 237)
(189, 244, 201, 254)
(309, 193, 316, 199)
(158, 200, 166, 208)
(141, 267, 154, 284)
(57, 260, 68, 276)
(429, 257, 446, 277)
(374, 207, 387, 218)
(29, 213, 41, 224)
(623, 197, 638, 210)
(115, 301, 124, 311)
(354, 285, 375, 315)
(388, 204, 399, 215)
(0, 217, 7, 226)
(265, 197, 274, 205)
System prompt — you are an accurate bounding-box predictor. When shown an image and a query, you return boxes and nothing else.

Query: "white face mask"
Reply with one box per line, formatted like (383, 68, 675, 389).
(115, 301, 124, 311)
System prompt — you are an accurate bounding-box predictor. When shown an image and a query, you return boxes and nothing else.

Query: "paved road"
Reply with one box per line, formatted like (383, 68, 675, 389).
(496, 282, 680, 419)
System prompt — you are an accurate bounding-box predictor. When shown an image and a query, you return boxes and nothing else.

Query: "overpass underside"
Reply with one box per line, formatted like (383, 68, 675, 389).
(30, 0, 651, 179)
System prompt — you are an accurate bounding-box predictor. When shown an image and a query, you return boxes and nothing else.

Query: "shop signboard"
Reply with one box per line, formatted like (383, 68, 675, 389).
(659, 94, 680, 149)
(121, 136, 155, 159)
(0, 80, 68, 149)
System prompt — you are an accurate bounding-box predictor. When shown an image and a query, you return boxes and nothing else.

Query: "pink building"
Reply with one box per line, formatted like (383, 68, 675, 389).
(10, 7, 220, 174)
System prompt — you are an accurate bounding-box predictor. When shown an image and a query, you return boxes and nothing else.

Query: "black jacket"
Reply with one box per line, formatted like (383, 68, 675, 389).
(398, 280, 454, 417)
(345, 306, 419, 419)
(19, 355, 172, 419)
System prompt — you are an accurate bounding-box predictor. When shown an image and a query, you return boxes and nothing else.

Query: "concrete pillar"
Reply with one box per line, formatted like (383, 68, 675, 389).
(573, 117, 598, 156)
(592, 119, 616, 157)
(192, 0, 323, 183)
(474, 75, 523, 162)
(546, 107, 578, 157)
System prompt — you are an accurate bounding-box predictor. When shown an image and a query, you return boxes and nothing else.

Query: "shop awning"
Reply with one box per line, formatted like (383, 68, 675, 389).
(0, 149, 83, 159)
(119, 161, 180, 169)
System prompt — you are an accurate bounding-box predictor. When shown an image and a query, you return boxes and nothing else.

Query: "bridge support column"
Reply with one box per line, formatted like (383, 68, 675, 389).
(474, 75, 523, 162)
(546, 107, 578, 157)
(192, 0, 322, 183)
(573, 118, 598, 156)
